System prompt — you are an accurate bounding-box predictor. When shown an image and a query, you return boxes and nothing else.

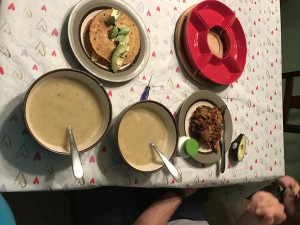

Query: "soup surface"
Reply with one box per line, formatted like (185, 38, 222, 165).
(118, 107, 168, 167)
(26, 76, 103, 152)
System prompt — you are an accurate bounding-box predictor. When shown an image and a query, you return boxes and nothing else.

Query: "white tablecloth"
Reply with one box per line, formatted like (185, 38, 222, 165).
(0, 0, 284, 191)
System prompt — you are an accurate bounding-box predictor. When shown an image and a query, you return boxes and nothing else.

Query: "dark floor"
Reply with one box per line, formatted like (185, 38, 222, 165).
(2, 187, 247, 225)
(3, 191, 72, 225)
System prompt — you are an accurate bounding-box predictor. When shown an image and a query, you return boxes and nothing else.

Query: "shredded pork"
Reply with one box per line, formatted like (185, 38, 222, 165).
(189, 106, 222, 153)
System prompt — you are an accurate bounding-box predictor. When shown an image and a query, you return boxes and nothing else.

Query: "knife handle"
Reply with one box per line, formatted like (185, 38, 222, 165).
(220, 124, 226, 173)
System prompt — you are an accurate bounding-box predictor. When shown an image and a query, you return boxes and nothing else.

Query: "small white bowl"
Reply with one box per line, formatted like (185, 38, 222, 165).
(24, 69, 112, 154)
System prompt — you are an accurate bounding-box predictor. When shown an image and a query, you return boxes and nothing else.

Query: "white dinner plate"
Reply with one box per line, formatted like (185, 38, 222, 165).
(177, 90, 233, 164)
(68, 0, 150, 82)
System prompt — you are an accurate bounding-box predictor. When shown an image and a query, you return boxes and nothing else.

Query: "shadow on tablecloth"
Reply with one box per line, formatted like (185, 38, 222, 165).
(0, 96, 71, 177)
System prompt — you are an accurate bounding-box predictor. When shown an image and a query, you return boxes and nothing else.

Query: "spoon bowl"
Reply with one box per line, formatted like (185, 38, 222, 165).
(150, 142, 182, 183)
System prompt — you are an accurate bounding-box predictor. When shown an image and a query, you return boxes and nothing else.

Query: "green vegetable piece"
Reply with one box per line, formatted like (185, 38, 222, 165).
(113, 43, 127, 57)
(117, 25, 127, 30)
(230, 134, 246, 162)
(120, 47, 129, 58)
(109, 26, 119, 39)
(104, 9, 120, 26)
(111, 55, 124, 73)
(111, 61, 119, 73)
(120, 34, 129, 45)
(104, 16, 115, 26)
(115, 35, 125, 43)
(111, 43, 128, 72)
(111, 8, 120, 21)
(115, 56, 124, 66)
(118, 25, 130, 36)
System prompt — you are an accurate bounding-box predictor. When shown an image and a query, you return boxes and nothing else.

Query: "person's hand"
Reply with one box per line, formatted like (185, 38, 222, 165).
(276, 176, 300, 223)
(247, 191, 286, 225)
(277, 176, 297, 189)
(282, 187, 300, 223)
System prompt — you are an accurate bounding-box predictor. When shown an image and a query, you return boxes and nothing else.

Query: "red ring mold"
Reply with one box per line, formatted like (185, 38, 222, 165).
(183, 0, 247, 85)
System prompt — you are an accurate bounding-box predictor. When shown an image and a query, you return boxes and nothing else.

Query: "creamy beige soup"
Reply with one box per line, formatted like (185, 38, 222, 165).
(118, 107, 168, 168)
(26, 76, 102, 152)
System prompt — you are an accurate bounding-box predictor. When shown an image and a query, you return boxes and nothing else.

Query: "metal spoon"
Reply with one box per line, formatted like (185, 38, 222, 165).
(67, 126, 84, 179)
(220, 106, 226, 174)
(149, 142, 182, 183)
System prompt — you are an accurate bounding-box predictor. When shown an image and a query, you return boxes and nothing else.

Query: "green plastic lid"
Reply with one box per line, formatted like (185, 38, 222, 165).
(184, 139, 199, 156)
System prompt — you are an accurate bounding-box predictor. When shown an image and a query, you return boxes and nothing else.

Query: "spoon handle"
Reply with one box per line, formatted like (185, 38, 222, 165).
(150, 142, 182, 183)
(67, 126, 84, 179)
(220, 123, 226, 174)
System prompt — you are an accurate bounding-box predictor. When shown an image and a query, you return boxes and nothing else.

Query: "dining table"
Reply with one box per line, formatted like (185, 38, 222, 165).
(0, 0, 284, 193)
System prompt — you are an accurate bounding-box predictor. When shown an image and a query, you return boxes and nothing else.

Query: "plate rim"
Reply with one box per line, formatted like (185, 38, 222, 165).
(67, 0, 150, 82)
(177, 90, 233, 164)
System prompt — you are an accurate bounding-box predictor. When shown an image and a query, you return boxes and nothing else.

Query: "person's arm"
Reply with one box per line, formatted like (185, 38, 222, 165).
(132, 189, 196, 225)
(236, 191, 286, 225)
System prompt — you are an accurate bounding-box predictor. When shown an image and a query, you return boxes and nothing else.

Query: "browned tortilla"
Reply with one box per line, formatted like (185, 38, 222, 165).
(89, 9, 140, 65)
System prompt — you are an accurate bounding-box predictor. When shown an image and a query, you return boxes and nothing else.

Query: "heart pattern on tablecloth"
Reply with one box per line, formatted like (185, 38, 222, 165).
(0, 0, 284, 192)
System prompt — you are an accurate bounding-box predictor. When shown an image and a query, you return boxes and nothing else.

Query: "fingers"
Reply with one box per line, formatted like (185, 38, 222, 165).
(293, 183, 300, 197)
(262, 205, 286, 224)
(248, 191, 287, 225)
(261, 210, 286, 225)
(277, 176, 297, 189)
(283, 185, 300, 223)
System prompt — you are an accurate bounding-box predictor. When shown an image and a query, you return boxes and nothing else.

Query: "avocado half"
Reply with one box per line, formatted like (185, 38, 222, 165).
(230, 134, 246, 161)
